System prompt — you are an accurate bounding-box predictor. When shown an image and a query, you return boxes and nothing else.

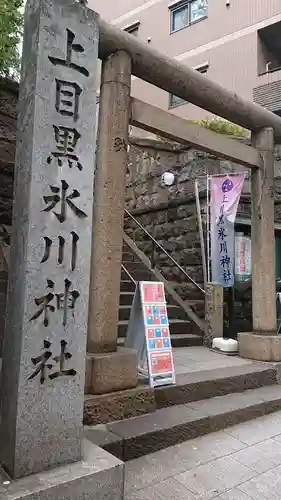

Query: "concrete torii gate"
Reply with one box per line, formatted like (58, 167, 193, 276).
(86, 15, 281, 387)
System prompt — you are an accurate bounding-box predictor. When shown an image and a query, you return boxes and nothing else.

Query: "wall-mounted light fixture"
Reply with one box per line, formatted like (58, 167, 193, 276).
(161, 171, 176, 187)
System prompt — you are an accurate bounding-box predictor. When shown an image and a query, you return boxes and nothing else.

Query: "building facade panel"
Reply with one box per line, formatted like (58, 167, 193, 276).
(89, 0, 281, 121)
(131, 33, 257, 121)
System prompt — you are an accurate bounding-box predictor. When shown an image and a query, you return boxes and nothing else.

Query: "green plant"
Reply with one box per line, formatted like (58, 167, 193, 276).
(192, 117, 247, 138)
(0, 0, 23, 78)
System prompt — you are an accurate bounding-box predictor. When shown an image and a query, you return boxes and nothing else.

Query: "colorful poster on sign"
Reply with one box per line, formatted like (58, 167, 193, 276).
(140, 282, 176, 387)
(142, 282, 165, 303)
(210, 174, 244, 287)
(235, 234, 251, 280)
(149, 352, 173, 376)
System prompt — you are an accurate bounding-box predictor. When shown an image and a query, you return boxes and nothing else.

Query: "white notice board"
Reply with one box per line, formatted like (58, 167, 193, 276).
(125, 281, 176, 388)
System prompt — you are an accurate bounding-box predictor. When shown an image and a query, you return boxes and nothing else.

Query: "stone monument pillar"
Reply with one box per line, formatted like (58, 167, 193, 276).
(0, 1, 123, 494)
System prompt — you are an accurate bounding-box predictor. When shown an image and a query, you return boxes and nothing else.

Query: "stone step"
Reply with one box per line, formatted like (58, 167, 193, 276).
(122, 244, 135, 254)
(121, 252, 137, 262)
(117, 319, 195, 337)
(169, 333, 202, 347)
(83, 363, 277, 426)
(84, 385, 156, 426)
(117, 333, 202, 348)
(86, 384, 281, 462)
(121, 260, 146, 270)
(120, 280, 136, 292)
(119, 292, 135, 306)
(118, 304, 188, 321)
(119, 288, 204, 314)
(119, 290, 202, 309)
(121, 269, 152, 281)
(154, 363, 277, 408)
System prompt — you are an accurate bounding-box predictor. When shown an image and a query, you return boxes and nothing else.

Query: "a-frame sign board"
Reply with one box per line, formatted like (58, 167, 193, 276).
(125, 281, 176, 388)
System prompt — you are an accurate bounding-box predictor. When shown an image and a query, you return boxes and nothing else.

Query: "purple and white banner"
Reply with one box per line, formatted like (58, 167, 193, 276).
(210, 174, 244, 287)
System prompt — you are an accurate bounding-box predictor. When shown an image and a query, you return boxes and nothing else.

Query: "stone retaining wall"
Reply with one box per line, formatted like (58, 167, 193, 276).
(0, 79, 16, 354)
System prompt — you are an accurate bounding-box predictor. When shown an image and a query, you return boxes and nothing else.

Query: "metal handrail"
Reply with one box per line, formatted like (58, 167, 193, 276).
(124, 209, 205, 294)
(121, 263, 136, 286)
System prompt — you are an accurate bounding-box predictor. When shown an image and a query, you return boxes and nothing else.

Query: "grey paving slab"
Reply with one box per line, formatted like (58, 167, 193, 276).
(123, 412, 281, 500)
(212, 488, 254, 500)
(125, 478, 197, 500)
(187, 360, 252, 372)
(175, 430, 247, 463)
(172, 348, 255, 374)
(271, 433, 281, 444)
(175, 364, 196, 374)
(124, 447, 187, 493)
(238, 464, 281, 500)
(224, 412, 281, 445)
(125, 430, 246, 493)
(230, 438, 281, 473)
(175, 456, 257, 500)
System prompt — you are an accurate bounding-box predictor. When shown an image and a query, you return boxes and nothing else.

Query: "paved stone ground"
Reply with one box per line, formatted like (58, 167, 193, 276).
(172, 346, 259, 376)
(2, 411, 281, 500)
(0, 347, 272, 495)
(124, 410, 281, 500)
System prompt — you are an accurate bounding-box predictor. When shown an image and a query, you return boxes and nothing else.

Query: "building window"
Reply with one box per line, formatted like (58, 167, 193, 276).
(169, 94, 186, 107)
(258, 21, 281, 75)
(170, 0, 208, 33)
(193, 62, 209, 75)
(169, 63, 208, 107)
(124, 21, 140, 37)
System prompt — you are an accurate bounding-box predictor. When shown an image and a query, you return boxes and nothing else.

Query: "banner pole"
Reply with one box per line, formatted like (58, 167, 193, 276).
(207, 175, 211, 283)
(195, 180, 207, 287)
(227, 286, 236, 339)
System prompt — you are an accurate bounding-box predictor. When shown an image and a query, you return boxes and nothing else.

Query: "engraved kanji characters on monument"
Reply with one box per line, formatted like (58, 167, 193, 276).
(29, 280, 55, 327)
(49, 340, 76, 380)
(28, 340, 53, 384)
(48, 29, 89, 77)
(47, 126, 83, 170)
(43, 180, 87, 222)
(41, 232, 79, 271)
(55, 79, 82, 120)
(28, 339, 76, 384)
(29, 27, 90, 384)
(29, 279, 80, 327)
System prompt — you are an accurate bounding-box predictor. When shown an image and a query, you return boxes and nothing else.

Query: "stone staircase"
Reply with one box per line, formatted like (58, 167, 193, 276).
(85, 361, 281, 462)
(118, 240, 204, 348)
